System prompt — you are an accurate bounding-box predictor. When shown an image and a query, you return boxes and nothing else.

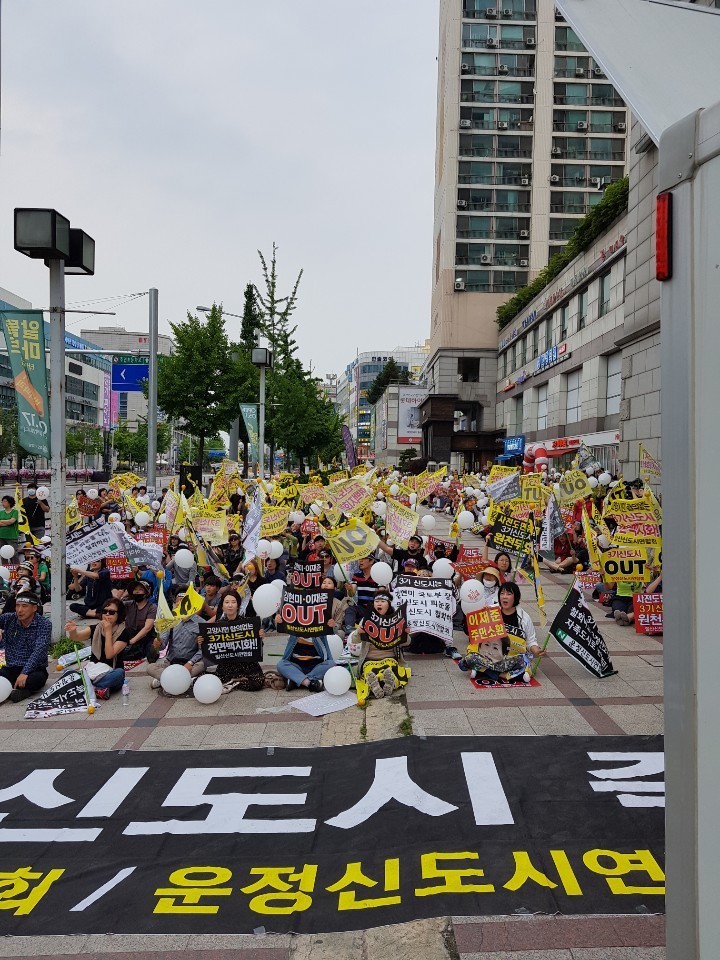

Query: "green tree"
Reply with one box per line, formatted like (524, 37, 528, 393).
(254, 243, 302, 361)
(366, 358, 410, 406)
(0, 407, 24, 463)
(398, 447, 418, 470)
(157, 306, 247, 466)
(66, 425, 104, 462)
(240, 283, 263, 349)
(179, 433, 225, 469)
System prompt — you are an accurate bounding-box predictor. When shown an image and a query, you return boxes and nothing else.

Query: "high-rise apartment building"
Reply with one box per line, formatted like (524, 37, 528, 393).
(422, 0, 628, 471)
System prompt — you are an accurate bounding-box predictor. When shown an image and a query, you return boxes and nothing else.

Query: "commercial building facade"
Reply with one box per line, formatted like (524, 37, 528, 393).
(423, 0, 629, 468)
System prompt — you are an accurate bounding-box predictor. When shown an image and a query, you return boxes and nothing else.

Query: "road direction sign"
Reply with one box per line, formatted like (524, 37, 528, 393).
(111, 362, 149, 392)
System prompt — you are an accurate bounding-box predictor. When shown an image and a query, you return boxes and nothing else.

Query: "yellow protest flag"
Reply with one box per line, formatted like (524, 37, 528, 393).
(174, 582, 205, 618)
(155, 588, 180, 636)
(385, 498, 419, 548)
(261, 506, 289, 537)
(581, 504, 602, 571)
(14, 485, 40, 543)
(555, 470, 592, 505)
(65, 495, 83, 533)
(323, 518, 379, 565)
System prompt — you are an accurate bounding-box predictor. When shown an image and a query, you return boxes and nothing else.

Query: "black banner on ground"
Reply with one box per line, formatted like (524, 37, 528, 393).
(199, 618, 262, 668)
(0, 736, 663, 934)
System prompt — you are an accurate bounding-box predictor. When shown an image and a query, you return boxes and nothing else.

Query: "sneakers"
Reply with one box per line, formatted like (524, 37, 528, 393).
(382, 667, 397, 695)
(94, 688, 110, 701)
(365, 670, 384, 699)
(444, 645, 462, 660)
(9, 687, 33, 703)
(149, 678, 161, 690)
(285, 679, 297, 692)
(614, 609, 630, 626)
(307, 678, 323, 693)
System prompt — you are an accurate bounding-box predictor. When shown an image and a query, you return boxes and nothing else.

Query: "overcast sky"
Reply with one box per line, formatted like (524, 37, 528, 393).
(0, 1, 438, 378)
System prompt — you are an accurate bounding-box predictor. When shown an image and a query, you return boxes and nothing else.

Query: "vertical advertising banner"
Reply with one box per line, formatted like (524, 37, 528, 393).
(397, 386, 426, 445)
(110, 390, 119, 428)
(102, 373, 112, 430)
(240, 404, 259, 464)
(341, 424, 357, 470)
(0, 310, 50, 457)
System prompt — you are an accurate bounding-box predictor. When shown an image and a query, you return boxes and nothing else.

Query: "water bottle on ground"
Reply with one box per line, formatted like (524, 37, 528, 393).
(122, 679, 130, 705)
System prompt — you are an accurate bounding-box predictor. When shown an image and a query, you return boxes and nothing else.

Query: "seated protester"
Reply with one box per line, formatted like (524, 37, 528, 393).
(33, 549, 51, 603)
(148, 590, 205, 689)
(430, 539, 459, 565)
(203, 590, 265, 691)
(612, 579, 643, 627)
(377, 533, 431, 572)
(477, 564, 502, 606)
(223, 533, 244, 576)
(280, 525, 299, 563)
(540, 533, 577, 574)
(316, 548, 336, 578)
(3, 565, 37, 614)
(300, 534, 327, 563)
(121, 579, 158, 662)
(136, 564, 162, 604)
(344, 555, 379, 634)
(64, 599, 131, 700)
(0, 588, 50, 702)
(263, 557, 286, 584)
(459, 582, 544, 683)
(481, 541, 513, 581)
(165, 534, 181, 558)
(321, 574, 349, 640)
(68, 560, 113, 619)
(275, 598, 335, 692)
(111, 580, 130, 605)
(400, 566, 450, 656)
(354, 590, 411, 704)
(200, 574, 223, 619)
(164, 543, 198, 596)
(243, 560, 266, 618)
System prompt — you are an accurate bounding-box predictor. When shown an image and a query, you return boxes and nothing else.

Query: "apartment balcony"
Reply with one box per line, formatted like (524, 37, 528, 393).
(554, 41, 586, 51)
(459, 201, 532, 212)
(549, 203, 590, 214)
(458, 174, 532, 185)
(461, 38, 535, 49)
(461, 93, 534, 104)
(553, 95, 626, 107)
(550, 148, 626, 161)
(462, 65, 534, 77)
(552, 121, 625, 133)
(460, 118, 535, 131)
(462, 7, 536, 20)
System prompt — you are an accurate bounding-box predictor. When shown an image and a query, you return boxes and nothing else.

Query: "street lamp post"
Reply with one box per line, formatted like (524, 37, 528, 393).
(14, 208, 95, 641)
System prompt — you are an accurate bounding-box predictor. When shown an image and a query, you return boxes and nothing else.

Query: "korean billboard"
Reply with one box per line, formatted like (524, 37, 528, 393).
(397, 386, 425, 445)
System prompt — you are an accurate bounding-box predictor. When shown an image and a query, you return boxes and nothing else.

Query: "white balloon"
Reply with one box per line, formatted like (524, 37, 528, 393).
(420, 514, 436, 531)
(36, 486, 49, 499)
(432, 558, 454, 579)
(461, 597, 485, 614)
(609, 480, 619, 488)
(389, 484, 400, 496)
(109, 513, 121, 523)
(158, 513, 167, 524)
(0, 545, 14, 560)
(459, 578, 483, 603)
(193, 673, 223, 704)
(598, 472, 612, 485)
(0, 566, 10, 581)
(86, 488, 99, 499)
(333, 563, 345, 583)
(310, 503, 322, 516)
(327, 634, 345, 661)
(271, 577, 286, 594)
(370, 561, 393, 586)
(585, 467, 595, 476)
(134, 511, 151, 528)
(173, 548, 195, 569)
(0, 676, 12, 703)
(457, 510, 475, 530)
(178, 526, 187, 539)
(256, 539, 271, 559)
(160, 663, 193, 696)
(372, 501, 384, 515)
(588, 477, 599, 489)
(151, 500, 161, 511)
(409, 493, 417, 504)
(269, 541, 284, 560)
(252, 583, 282, 619)
(323, 665, 352, 696)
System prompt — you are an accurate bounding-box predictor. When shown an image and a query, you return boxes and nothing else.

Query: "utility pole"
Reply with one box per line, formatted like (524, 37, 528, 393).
(147, 287, 158, 491)
(48, 261, 67, 640)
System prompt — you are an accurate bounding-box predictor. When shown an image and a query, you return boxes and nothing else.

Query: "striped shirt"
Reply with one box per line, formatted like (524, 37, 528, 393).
(352, 574, 378, 611)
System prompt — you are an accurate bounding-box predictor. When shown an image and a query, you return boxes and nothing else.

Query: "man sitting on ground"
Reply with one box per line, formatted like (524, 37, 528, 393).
(0, 588, 50, 702)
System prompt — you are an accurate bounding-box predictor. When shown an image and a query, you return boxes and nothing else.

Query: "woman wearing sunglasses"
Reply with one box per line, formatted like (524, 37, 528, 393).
(64, 600, 132, 700)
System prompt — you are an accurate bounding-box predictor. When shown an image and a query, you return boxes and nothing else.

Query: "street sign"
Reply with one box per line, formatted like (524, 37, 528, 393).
(111, 362, 149, 392)
(111, 354, 147, 365)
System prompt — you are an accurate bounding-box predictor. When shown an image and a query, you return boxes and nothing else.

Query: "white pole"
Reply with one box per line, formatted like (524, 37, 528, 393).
(258, 366, 266, 480)
(147, 287, 158, 491)
(48, 260, 66, 642)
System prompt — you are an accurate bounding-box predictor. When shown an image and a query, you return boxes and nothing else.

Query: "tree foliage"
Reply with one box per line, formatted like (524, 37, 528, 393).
(113, 419, 171, 467)
(496, 176, 629, 329)
(179, 433, 225, 469)
(66, 425, 104, 461)
(0, 407, 25, 463)
(157, 306, 252, 466)
(366, 358, 410, 406)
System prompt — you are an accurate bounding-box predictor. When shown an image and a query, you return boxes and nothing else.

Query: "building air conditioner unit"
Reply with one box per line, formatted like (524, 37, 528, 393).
(550, 174, 560, 183)
(487, 37, 498, 47)
(577, 120, 588, 130)
(525, 37, 536, 47)
(454, 278, 466, 291)
(460, 118, 472, 128)
(486, 7, 497, 17)
(520, 259, 529, 267)
(498, 64, 509, 74)
(461, 63, 470, 72)
(520, 229, 530, 238)
(575, 68, 585, 77)
(551, 146, 562, 155)
(481, 254, 492, 263)
(615, 121, 626, 131)
(457, 198, 469, 208)
(520, 177, 530, 185)
(593, 66, 603, 76)
(498, 120, 509, 129)
(590, 176, 602, 185)
(503, 8, 513, 17)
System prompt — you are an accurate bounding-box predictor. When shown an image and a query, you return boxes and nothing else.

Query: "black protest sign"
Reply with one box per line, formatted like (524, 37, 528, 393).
(280, 587, 333, 635)
(200, 617, 262, 668)
(490, 515, 532, 556)
(550, 582, 615, 678)
(360, 605, 407, 650)
(289, 561, 324, 590)
(24, 671, 90, 719)
(0, 736, 664, 935)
